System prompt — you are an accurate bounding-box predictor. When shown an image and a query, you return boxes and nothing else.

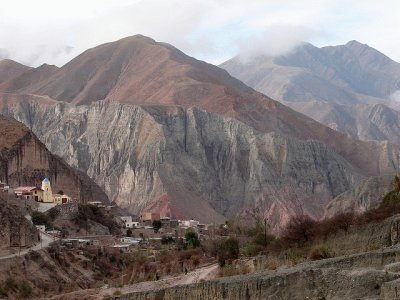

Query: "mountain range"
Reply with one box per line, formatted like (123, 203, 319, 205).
(221, 41, 400, 146)
(1, 35, 399, 231)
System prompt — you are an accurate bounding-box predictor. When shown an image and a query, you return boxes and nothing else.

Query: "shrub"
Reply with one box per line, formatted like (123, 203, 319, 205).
(31, 211, 50, 227)
(152, 220, 162, 233)
(27, 250, 41, 261)
(283, 248, 302, 265)
(242, 243, 264, 257)
(161, 236, 174, 245)
(19, 281, 33, 299)
(47, 207, 60, 221)
(217, 238, 240, 267)
(185, 231, 200, 248)
(74, 204, 120, 234)
(281, 215, 317, 247)
(308, 244, 334, 260)
(4, 277, 17, 292)
(0, 286, 7, 297)
(126, 228, 132, 237)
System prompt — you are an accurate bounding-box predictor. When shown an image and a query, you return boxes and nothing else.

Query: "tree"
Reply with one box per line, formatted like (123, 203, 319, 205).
(282, 215, 317, 247)
(152, 220, 162, 233)
(217, 238, 239, 267)
(126, 228, 132, 237)
(185, 230, 200, 248)
(31, 211, 50, 227)
(57, 190, 64, 195)
(392, 175, 400, 196)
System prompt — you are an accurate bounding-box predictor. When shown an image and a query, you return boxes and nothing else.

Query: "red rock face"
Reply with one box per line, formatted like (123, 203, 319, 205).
(0, 116, 108, 203)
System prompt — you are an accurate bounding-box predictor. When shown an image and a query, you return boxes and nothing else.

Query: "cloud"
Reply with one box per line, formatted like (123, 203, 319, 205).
(237, 25, 315, 62)
(0, 0, 400, 66)
(390, 90, 400, 103)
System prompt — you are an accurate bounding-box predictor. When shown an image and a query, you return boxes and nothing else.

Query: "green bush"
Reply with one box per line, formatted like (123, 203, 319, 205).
(31, 211, 50, 227)
(19, 281, 33, 299)
(27, 250, 41, 261)
(217, 238, 240, 267)
(0, 286, 7, 297)
(73, 204, 120, 234)
(47, 207, 60, 221)
(185, 231, 200, 248)
(308, 244, 334, 260)
(4, 277, 17, 292)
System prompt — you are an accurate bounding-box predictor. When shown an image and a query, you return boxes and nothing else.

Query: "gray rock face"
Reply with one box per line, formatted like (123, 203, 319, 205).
(325, 174, 394, 218)
(285, 102, 400, 147)
(0, 100, 366, 231)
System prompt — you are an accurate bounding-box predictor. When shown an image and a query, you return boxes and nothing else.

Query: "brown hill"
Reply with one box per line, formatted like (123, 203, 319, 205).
(0, 59, 31, 84)
(0, 115, 108, 203)
(0, 63, 58, 92)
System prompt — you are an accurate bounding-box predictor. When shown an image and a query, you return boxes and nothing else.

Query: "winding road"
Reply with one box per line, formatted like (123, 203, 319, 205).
(0, 231, 56, 260)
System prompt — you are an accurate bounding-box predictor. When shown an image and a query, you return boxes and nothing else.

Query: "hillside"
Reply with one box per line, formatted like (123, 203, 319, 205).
(0, 115, 108, 203)
(0, 59, 31, 85)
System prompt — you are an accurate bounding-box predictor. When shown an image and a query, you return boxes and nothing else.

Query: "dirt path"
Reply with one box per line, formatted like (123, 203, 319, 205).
(0, 231, 56, 260)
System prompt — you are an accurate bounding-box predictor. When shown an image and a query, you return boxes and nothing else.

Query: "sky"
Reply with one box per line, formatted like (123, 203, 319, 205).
(0, 0, 400, 67)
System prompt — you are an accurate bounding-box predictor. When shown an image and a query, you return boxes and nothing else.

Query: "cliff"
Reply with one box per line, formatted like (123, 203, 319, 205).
(0, 194, 38, 249)
(0, 115, 108, 203)
(0, 100, 369, 230)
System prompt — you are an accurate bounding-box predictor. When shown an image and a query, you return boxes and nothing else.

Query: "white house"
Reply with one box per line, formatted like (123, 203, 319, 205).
(126, 221, 140, 228)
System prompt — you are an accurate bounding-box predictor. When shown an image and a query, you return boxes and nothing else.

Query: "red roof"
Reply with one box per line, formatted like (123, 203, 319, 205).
(14, 186, 41, 193)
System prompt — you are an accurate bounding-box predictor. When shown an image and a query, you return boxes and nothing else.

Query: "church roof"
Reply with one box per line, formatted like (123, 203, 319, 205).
(42, 178, 50, 183)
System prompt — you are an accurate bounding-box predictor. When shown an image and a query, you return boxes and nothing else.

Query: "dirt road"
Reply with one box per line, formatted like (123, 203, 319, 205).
(0, 231, 56, 260)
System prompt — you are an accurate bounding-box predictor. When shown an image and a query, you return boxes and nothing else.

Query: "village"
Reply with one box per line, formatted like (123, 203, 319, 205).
(0, 178, 226, 260)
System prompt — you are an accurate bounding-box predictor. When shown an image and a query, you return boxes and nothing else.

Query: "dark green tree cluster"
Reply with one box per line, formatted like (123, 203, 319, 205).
(217, 238, 239, 267)
(184, 230, 200, 248)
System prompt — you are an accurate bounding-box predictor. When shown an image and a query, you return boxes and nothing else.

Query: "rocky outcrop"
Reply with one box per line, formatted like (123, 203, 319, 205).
(325, 175, 394, 218)
(285, 102, 400, 147)
(0, 195, 38, 249)
(0, 116, 108, 203)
